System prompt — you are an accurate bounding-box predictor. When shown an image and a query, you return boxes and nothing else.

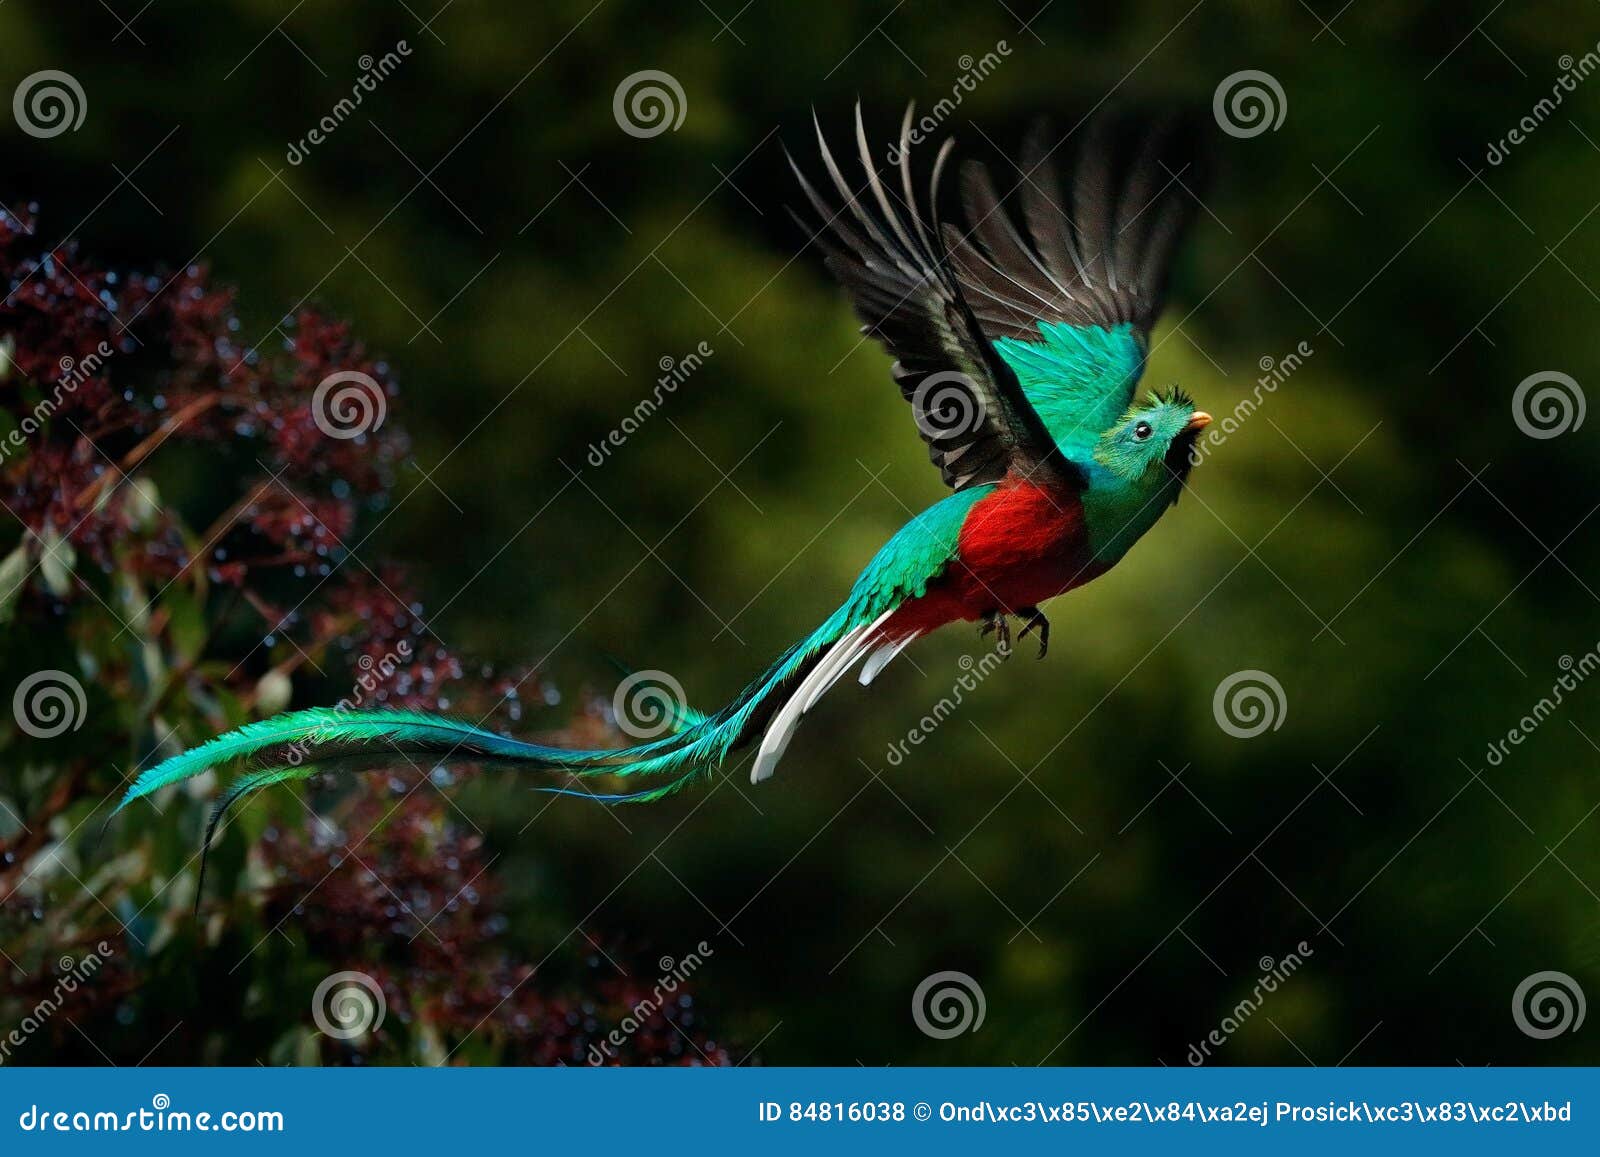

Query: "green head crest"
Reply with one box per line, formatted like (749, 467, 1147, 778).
(1093, 385, 1211, 485)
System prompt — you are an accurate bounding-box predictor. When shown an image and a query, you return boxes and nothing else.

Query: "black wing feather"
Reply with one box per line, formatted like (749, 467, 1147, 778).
(792, 104, 1074, 493)
(948, 110, 1204, 340)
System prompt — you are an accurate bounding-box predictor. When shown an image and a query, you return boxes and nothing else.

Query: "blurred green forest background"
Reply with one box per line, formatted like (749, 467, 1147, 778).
(3, 0, 1599, 1064)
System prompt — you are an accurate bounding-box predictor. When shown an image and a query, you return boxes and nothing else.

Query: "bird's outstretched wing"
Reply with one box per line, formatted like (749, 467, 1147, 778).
(945, 112, 1204, 453)
(789, 105, 1078, 493)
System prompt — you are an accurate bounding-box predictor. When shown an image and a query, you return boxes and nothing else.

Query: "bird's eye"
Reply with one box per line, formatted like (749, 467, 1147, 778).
(1133, 421, 1153, 441)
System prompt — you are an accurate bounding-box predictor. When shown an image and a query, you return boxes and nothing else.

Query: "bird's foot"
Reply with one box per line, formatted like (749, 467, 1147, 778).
(978, 609, 1012, 655)
(1016, 606, 1050, 659)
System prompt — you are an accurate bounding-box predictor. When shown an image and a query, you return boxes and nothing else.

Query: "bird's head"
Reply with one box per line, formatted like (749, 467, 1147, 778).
(1092, 386, 1212, 496)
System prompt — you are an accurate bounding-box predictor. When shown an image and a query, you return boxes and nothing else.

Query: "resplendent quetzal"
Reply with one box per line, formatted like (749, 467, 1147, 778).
(118, 105, 1212, 854)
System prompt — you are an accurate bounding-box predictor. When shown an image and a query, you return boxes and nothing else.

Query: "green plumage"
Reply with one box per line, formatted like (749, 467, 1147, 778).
(118, 496, 979, 874)
(995, 321, 1147, 455)
(839, 485, 994, 613)
(115, 706, 582, 814)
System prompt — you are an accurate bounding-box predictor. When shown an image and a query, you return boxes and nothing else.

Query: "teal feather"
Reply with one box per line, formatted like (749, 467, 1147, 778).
(195, 764, 319, 913)
(115, 706, 594, 814)
(995, 321, 1146, 455)
(121, 487, 987, 906)
(836, 485, 992, 612)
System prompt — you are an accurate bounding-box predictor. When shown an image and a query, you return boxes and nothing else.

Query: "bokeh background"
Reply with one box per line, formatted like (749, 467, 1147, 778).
(3, 0, 1598, 1065)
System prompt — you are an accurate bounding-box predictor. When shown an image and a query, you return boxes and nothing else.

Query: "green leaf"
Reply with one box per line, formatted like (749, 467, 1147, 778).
(164, 586, 206, 664)
(0, 540, 30, 624)
(37, 526, 75, 599)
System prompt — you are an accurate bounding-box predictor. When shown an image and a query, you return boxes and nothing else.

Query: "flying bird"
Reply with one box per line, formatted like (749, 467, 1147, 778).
(118, 105, 1212, 866)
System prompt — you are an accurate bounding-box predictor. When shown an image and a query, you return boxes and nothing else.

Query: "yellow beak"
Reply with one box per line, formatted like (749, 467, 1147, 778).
(1185, 411, 1213, 433)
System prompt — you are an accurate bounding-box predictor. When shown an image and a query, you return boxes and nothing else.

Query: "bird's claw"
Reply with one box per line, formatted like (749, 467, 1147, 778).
(978, 610, 1011, 655)
(1016, 606, 1050, 660)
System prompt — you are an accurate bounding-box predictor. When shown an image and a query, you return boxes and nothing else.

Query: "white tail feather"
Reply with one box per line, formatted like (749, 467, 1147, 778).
(751, 609, 895, 784)
(859, 632, 919, 686)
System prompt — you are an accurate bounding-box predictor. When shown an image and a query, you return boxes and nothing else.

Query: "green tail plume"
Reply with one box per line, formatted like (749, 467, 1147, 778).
(117, 602, 871, 905)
